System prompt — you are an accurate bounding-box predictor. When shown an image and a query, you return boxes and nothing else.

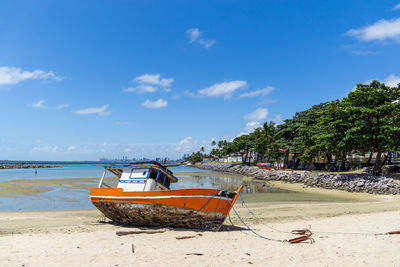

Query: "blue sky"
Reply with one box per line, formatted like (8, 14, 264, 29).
(1, 0, 400, 160)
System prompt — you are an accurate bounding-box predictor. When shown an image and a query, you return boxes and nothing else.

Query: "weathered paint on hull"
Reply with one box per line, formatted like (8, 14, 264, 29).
(93, 201, 226, 230)
(90, 186, 243, 230)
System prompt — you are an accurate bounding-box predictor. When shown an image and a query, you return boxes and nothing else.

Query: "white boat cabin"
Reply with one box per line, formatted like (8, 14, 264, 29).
(98, 163, 178, 192)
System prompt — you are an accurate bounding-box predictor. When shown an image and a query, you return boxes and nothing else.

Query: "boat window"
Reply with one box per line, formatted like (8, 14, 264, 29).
(157, 173, 166, 185)
(149, 169, 158, 179)
(164, 177, 171, 188)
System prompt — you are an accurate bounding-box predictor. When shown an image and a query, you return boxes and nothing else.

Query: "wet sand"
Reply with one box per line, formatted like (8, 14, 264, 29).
(1, 183, 400, 266)
(0, 177, 115, 198)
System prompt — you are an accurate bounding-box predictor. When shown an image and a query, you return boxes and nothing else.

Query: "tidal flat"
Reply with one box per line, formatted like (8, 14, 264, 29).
(0, 177, 115, 198)
(2, 168, 400, 266)
(1, 169, 399, 218)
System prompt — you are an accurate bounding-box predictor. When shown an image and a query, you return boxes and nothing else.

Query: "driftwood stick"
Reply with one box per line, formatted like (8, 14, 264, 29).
(116, 230, 165, 236)
(176, 235, 196, 240)
(387, 230, 400, 235)
(288, 235, 315, 244)
(176, 233, 203, 240)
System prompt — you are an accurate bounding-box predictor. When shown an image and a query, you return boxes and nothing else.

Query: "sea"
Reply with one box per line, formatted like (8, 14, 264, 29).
(0, 164, 249, 211)
(0, 164, 209, 182)
(0, 164, 349, 212)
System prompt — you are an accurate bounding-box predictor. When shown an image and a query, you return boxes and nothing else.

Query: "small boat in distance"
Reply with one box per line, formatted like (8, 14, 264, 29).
(90, 161, 243, 231)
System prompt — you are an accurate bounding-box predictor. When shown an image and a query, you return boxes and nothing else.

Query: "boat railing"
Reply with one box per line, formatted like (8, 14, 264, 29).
(98, 170, 112, 188)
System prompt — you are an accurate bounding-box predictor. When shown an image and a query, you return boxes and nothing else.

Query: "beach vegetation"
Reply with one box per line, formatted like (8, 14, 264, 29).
(189, 80, 400, 175)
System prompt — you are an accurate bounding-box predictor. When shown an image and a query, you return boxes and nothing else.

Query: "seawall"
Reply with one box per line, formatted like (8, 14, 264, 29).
(195, 162, 400, 195)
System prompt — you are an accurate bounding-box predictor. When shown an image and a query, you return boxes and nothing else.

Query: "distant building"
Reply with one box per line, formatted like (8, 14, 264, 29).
(202, 156, 215, 161)
(219, 154, 242, 163)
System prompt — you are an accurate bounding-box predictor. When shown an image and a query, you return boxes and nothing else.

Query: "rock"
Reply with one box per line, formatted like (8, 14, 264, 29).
(195, 162, 398, 195)
(356, 181, 365, 187)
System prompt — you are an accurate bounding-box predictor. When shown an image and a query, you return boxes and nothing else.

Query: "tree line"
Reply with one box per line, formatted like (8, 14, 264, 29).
(186, 81, 400, 175)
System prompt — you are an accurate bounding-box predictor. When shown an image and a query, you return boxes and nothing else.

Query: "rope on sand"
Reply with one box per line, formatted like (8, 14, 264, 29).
(231, 192, 398, 240)
(225, 191, 287, 243)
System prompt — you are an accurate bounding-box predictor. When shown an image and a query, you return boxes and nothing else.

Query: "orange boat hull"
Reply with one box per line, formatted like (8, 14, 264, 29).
(90, 187, 242, 230)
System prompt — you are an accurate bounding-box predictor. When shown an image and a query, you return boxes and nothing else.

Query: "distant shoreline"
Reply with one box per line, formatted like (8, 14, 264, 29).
(0, 165, 61, 170)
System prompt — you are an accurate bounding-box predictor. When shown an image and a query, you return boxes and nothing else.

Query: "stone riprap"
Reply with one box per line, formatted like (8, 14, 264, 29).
(0, 164, 59, 169)
(195, 162, 400, 195)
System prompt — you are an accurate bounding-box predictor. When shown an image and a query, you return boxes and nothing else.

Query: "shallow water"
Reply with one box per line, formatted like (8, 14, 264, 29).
(0, 165, 213, 182)
(0, 165, 352, 211)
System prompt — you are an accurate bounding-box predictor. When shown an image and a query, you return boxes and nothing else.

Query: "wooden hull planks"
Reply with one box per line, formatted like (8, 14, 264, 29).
(92, 201, 226, 230)
(90, 186, 242, 230)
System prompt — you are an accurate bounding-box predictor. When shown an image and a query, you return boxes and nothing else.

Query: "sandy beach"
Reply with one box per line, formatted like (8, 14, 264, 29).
(1, 182, 400, 267)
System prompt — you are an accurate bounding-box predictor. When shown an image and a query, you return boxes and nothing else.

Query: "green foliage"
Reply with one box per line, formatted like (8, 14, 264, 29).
(186, 151, 203, 163)
(186, 80, 400, 174)
(344, 81, 400, 173)
(230, 134, 254, 164)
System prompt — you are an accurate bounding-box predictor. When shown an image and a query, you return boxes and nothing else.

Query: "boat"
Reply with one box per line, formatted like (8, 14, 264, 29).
(90, 161, 243, 231)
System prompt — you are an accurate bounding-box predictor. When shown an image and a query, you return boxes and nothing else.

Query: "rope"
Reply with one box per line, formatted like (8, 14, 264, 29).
(225, 191, 286, 242)
(236, 192, 389, 237)
(238, 193, 292, 234)
(312, 230, 387, 236)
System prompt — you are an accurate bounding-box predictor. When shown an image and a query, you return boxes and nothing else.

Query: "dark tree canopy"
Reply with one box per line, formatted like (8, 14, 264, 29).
(187, 80, 400, 175)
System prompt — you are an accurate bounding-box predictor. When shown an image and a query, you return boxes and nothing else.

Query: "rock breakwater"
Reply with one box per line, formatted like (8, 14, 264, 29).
(0, 164, 59, 170)
(195, 162, 400, 195)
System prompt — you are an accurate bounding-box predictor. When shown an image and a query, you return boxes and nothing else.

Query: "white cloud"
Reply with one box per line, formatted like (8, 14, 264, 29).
(32, 146, 59, 152)
(243, 108, 268, 121)
(235, 132, 248, 138)
(355, 74, 400, 90)
(351, 50, 380, 55)
(245, 121, 262, 132)
(272, 114, 282, 123)
(347, 17, 400, 42)
(55, 104, 69, 110)
(123, 85, 158, 94)
(30, 100, 69, 110)
(125, 74, 174, 94)
(183, 90, 197, 97)
(197, 39, 216, 49)
(31, 100, 48, 109)
(0, 66, 63, 85)
(176, 136, 219, 154)
(256, 98, 278, 105)
(198, 80, 247, 99)
(393, 3, 400, 10)
(21, 136, 229, 160)
(132, 74, 174, 88)
(67, 145, 77, 151)
(142, 99, 168, 109)
(384, 74, 400, 87)
(179, 136, 194, 146)
(187, 28, 201, 43)
(186, 28, 216, 49)
(73, 104, 111, 115)
(240, 86, 275, 98)
(177, 136, 198, 152)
